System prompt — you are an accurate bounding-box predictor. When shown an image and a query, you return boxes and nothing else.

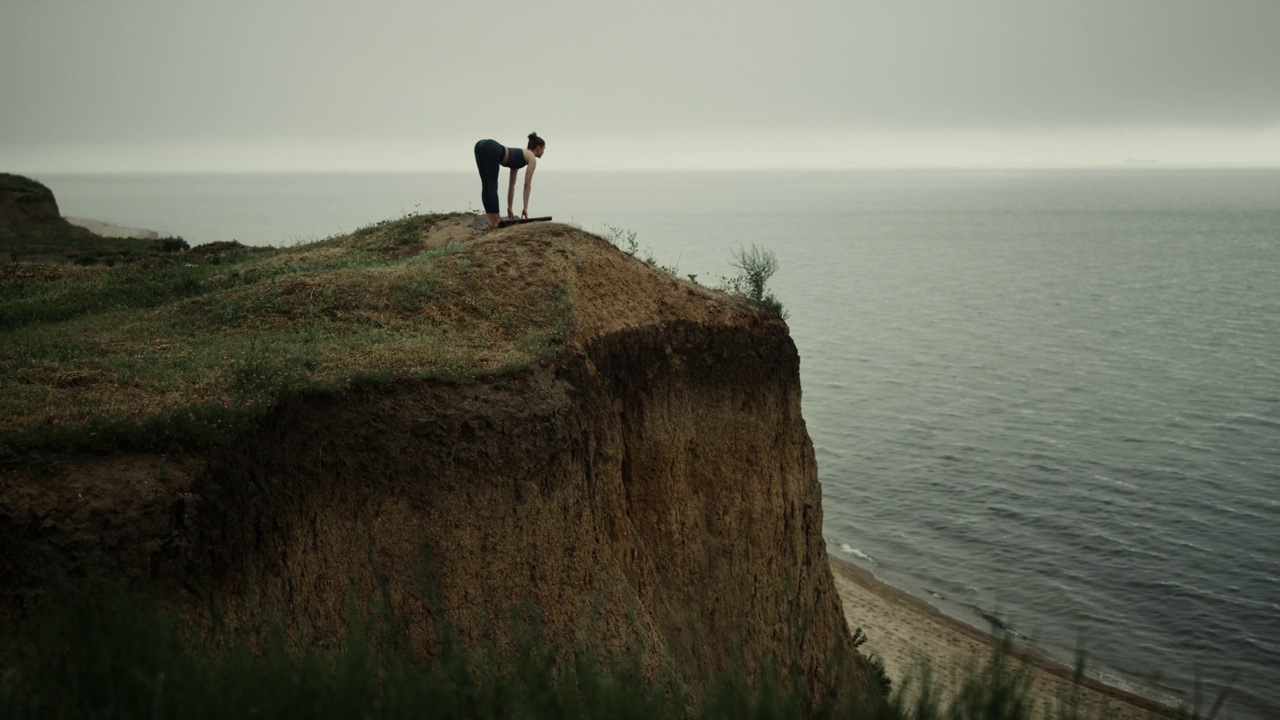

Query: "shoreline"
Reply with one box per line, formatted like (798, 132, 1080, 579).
(829, 556, 1185, 719)
(64, 216, 160, 239)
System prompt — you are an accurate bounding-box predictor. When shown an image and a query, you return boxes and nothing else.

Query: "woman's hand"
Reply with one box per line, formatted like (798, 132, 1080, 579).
(506, 209, 516, 219)
(521, 208, 529, 218)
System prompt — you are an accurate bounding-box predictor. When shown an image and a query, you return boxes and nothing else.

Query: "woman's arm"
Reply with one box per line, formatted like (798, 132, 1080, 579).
(506, 169, 519, 218)
(521, 157, 537, 218)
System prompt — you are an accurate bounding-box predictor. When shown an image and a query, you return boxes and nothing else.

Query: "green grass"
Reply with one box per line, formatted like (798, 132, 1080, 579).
(0, 231, 190, 265)
(0, 174, 50, 194)
(0, 570, 685, 720)
(0, 570, 1220, 720)
(0, 213, 573, 467)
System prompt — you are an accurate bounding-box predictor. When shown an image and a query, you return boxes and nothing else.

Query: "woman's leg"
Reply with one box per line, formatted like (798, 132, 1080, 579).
(473, 139, 503, 228)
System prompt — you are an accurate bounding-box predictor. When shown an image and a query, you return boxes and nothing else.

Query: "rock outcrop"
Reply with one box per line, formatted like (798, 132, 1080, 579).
(0, 220, 874, 705)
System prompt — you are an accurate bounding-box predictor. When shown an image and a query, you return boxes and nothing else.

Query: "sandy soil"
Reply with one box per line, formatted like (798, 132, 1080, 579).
(65, 216, 159, 239)
(830, 557, 1183, 719)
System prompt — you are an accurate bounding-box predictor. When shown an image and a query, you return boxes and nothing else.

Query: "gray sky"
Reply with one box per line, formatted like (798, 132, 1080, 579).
(2, 0, 1278, 171)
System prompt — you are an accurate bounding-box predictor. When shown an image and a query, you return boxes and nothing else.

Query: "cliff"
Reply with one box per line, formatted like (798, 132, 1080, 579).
(0, 174, 99, 242)
(0, 173, 182, 262)
(0, 216, 874, 705)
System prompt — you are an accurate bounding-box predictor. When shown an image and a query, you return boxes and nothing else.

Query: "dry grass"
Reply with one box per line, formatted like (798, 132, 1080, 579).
(0, 214, 572, 443)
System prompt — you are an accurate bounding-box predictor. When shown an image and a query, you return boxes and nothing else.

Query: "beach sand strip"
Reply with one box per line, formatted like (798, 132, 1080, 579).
(65, 217, 160, 239)
(831, 557, 1182, 719)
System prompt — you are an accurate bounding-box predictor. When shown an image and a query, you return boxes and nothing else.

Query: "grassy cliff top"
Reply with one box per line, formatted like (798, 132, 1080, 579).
(0, 210, 762, 461)
(0, 213, 583, 460)
(0, 173, 53, 195)
(1, 210, 775, 466)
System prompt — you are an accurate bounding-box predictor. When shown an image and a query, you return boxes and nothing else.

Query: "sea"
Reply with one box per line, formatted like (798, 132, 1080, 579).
(34, 169, 1280, 719)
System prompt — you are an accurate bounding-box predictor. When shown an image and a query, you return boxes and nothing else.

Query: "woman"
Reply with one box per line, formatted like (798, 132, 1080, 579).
(473, 132, 546, 229)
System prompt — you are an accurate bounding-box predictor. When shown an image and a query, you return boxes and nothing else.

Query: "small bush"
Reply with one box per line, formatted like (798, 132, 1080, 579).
(729, 244, 778, 303)
(157, 237, 190, 253)
(599, 224, 640, 256)
(723, 244, 787, 318)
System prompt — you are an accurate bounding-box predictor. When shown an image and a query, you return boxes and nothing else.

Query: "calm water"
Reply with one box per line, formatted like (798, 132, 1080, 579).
(39, 169, 1280, 718)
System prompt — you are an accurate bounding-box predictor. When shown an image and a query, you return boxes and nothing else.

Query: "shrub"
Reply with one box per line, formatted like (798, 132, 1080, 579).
(729, 244, 778, 303)
(725, 244, 787, 318)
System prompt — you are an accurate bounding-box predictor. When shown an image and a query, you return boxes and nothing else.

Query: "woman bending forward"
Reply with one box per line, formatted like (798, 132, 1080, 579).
(473, 132, 546, 229)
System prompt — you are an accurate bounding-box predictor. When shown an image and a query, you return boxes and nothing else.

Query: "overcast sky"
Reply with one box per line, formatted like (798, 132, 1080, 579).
(2, 0, 1278, 171)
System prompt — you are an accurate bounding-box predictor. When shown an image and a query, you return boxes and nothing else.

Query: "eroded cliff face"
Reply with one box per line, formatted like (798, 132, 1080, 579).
(1, 222, 873, 705)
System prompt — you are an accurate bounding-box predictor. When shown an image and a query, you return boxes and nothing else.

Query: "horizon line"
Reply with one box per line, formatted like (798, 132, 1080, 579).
(21, 162, 1280, 175)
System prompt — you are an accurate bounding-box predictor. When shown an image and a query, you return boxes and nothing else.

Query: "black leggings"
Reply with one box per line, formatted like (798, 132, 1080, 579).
(474, 139, 504, 214)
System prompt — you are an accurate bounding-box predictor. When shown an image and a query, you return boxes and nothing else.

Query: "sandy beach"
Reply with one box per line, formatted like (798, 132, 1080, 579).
(830, 557, 1183, 719)
(65, 216, 159, 239)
